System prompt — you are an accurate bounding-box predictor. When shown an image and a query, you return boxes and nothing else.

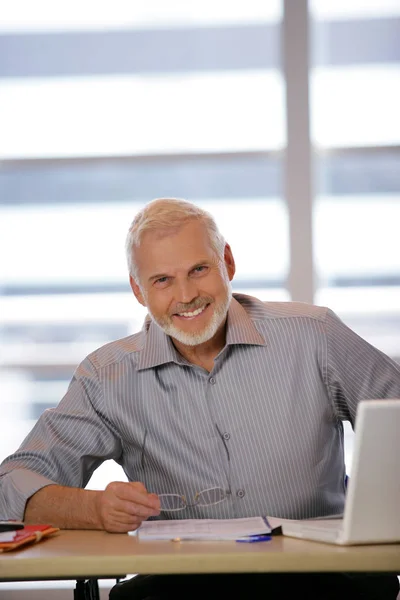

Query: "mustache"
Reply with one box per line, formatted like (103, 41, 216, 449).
(172, 297, 213, 315)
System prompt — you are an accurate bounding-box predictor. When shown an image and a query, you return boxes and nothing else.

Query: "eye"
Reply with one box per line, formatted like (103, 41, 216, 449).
(153, 276, 170, 288)
(192, 265, 208, 275)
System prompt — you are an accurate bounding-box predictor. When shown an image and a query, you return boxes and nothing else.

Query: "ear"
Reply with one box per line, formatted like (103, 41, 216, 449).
(129, 275, 146, 307)
(223, 243, 236, 281)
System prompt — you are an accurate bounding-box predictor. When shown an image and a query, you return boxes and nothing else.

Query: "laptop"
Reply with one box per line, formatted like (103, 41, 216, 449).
(281, 399, 400, 545)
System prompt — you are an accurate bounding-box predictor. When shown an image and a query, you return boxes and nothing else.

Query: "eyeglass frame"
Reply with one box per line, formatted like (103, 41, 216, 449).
(155, 487, 228, 512)
(140, 427, 232, 512)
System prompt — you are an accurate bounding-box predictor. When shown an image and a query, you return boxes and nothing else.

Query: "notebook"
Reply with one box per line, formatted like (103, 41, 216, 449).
(0, 524, 59, 552)
(281, 399, 400, 545)
(135, 516, 271, 541)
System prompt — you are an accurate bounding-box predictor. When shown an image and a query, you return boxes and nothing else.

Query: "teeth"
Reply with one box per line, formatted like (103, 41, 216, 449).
(178, 306, 206, 318)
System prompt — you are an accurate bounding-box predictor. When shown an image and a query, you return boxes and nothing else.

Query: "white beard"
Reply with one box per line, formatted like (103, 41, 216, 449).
(147, 280, 232, 347)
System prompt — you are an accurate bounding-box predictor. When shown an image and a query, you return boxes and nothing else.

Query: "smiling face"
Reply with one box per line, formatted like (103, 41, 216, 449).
(129, 219, 235, 347)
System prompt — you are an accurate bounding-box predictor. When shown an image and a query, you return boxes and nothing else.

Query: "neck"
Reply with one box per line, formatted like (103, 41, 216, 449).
(172, 322, 227, 371)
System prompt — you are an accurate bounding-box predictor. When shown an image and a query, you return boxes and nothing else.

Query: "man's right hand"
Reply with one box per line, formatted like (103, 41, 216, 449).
(95, 481, 161, 533)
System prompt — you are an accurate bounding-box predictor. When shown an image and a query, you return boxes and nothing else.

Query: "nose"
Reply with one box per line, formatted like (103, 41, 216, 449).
(175, 276, 198, 305)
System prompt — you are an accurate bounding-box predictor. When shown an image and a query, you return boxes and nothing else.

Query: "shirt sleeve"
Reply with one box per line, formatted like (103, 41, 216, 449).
(324, 308, 400, 425)
(0, 356, 122, 520)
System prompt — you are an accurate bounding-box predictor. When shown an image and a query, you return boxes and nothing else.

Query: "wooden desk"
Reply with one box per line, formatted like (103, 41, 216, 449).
(1, 530, 399, 582)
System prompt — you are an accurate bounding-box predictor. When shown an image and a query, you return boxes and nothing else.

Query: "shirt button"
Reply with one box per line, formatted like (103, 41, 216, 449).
(237, 489, 245, 498)
(223, 432, 230, 441)
(209, 377, 216, 385)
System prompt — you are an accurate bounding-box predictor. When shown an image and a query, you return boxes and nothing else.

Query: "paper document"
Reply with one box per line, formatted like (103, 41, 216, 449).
(133, 516, 271, 541)
(0, 531, 16, 542)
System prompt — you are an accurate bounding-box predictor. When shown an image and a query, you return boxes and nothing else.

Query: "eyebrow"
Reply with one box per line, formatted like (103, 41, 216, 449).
(147, 261, 210, 284)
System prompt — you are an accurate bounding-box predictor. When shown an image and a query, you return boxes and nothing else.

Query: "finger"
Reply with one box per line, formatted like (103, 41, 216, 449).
(104, 520, 142, 533)
(109, 511, 144, 526)
(116, 484, 161, 511)
(148, 493, 161, 508)
(103, 493, 160, 519)
(129, 481, 147, 494)
(112, 499, 158, 519)
(103, 511, 146, 533)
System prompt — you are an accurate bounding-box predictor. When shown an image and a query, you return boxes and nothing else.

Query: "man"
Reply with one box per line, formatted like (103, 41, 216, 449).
(0, 198, 399, 599)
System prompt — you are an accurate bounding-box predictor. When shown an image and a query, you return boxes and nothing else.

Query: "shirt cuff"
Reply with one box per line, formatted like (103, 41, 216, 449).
(0, 469, 57, 521)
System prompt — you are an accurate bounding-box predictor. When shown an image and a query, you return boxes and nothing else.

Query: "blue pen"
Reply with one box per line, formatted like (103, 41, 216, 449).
(236, 535, 272, 543)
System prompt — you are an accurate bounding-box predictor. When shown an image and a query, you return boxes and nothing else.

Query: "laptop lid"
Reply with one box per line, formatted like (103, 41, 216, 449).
(342, 399, 400, 544)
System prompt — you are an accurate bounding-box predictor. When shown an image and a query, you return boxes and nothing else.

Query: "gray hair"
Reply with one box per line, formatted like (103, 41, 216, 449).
(125, 198, 226, 281)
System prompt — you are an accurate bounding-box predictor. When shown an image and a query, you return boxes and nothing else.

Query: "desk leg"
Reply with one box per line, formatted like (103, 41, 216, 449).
(74, 579, 100, 600)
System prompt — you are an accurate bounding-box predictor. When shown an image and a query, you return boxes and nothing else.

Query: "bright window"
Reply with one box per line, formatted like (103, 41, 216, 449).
(0, 3, 287, 494)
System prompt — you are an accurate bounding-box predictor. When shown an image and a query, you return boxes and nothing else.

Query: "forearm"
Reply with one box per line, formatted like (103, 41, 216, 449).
(24, 484, 103, 530)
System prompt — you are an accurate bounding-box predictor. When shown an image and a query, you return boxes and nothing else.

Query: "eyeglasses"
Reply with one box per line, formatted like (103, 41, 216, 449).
(158, 486, 227, 512)
(141, 427, 231, 512)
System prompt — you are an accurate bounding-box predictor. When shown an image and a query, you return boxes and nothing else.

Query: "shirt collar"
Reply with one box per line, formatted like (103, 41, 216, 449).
(137, 316, 184, 371)
(225, 295, 267, 347)
(137, 295, 266, 371)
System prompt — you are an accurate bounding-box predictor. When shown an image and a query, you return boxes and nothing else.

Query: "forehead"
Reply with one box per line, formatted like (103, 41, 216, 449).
(135, 221, 217, 274)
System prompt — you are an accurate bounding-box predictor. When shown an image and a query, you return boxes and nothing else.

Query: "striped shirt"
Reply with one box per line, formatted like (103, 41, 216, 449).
(1, 294, 400, 521)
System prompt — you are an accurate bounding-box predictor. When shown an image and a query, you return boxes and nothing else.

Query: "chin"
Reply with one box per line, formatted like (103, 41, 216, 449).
(171, 328, 215, 346)
(152, 297, 229, 345)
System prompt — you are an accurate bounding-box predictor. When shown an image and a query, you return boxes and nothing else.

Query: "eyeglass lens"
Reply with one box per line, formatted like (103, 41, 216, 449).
(159, 487, 226, 511)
